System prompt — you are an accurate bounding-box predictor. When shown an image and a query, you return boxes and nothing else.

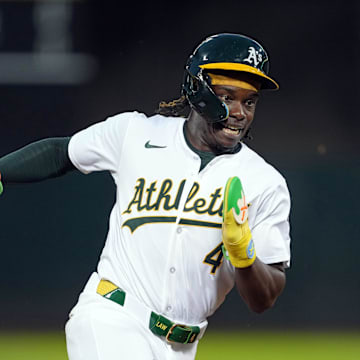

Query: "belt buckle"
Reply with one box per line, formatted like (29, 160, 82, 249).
(166, 323, 191, 343)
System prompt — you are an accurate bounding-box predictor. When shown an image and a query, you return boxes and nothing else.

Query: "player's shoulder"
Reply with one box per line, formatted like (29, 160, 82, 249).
(105, 110, 147, 125)
(108, 111, 183, 129)
(240, 143, 287, 188)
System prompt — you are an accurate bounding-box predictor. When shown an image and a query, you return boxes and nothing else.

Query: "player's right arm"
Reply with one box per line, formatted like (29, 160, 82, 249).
(0, 111, 135, 194)
(0, 137, 76, 194)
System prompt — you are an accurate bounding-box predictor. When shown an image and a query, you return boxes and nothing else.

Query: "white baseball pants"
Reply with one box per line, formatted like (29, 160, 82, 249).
(65, 273, 202, 360)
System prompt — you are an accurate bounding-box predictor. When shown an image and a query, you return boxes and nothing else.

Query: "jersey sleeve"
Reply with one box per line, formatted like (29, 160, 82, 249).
(251, 180, 291, 268)
(68, 112, 136, 174)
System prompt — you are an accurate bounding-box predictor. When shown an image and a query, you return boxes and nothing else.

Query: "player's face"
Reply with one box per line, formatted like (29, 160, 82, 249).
(186, 85, 259, 153)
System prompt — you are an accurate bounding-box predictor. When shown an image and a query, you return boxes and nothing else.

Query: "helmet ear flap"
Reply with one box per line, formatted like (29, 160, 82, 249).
(182, 70, 203, 93)
(182, 69, 229, 123)
(189, 74, 200, 92)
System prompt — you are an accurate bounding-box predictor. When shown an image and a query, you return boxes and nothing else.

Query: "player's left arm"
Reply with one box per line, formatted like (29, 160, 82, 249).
(234, 260, 285, 313)
(222, 176, 290, 313)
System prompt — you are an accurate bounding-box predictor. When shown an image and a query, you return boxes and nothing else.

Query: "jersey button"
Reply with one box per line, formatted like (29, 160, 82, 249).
(176, 227, 182, 234)
(170, 267, 176, 274)
(166, 305, 172, 311)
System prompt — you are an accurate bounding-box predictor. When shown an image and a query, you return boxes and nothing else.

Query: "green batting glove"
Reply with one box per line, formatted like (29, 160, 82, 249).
(0, 173, 3, 195)
(222, 176, 256, 268)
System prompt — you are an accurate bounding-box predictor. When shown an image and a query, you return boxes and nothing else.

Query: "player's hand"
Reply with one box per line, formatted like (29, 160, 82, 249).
(0, 173, 3, 195)
(222, 176, 256, 268)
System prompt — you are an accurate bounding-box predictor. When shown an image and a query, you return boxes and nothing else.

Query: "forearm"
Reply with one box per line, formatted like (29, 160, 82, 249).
(235, 259, 286, 313)
(0, 137, 76, 184)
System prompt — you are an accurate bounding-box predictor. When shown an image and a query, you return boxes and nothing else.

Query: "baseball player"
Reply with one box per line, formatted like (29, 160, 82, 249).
(0, 33, 291, 360)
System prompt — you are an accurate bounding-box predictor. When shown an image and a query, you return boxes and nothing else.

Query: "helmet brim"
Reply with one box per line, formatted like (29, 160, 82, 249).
(199, 62, 279, 90)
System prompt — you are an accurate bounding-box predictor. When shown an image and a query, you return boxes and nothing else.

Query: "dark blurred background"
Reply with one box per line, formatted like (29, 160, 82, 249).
(0, 0, 359, 332)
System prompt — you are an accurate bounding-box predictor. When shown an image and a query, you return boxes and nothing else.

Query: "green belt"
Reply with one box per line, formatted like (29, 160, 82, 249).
(96, 279, 200, 344)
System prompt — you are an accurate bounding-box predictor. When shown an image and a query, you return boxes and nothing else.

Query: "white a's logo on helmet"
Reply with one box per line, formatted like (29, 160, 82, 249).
(243, 47, 262, 67)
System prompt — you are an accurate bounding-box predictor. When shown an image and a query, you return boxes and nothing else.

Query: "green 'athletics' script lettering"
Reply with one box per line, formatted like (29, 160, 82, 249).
(183, 182, 223, 216)
(122, 178, 223, 217)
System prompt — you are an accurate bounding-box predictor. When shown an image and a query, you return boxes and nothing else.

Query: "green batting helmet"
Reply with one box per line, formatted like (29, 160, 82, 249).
(182, 33, 279, 123)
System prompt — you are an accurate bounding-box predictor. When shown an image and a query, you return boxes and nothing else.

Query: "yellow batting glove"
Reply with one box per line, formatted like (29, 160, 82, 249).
(222, 176, 256, 268)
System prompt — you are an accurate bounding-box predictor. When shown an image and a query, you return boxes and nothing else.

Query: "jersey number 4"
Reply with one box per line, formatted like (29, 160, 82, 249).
(203, 242, 224, 274)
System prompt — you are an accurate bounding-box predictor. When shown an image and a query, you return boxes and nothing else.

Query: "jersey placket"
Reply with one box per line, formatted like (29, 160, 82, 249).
(160, 151, 201, 319)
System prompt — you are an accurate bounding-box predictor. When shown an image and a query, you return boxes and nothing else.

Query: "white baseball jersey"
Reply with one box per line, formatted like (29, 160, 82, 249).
(68, 111, 291, 326)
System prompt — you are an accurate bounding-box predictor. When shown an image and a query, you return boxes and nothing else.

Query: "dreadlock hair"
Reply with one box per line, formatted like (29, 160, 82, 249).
(157, 95, 190, 118)
(156, 95, 253, 141)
